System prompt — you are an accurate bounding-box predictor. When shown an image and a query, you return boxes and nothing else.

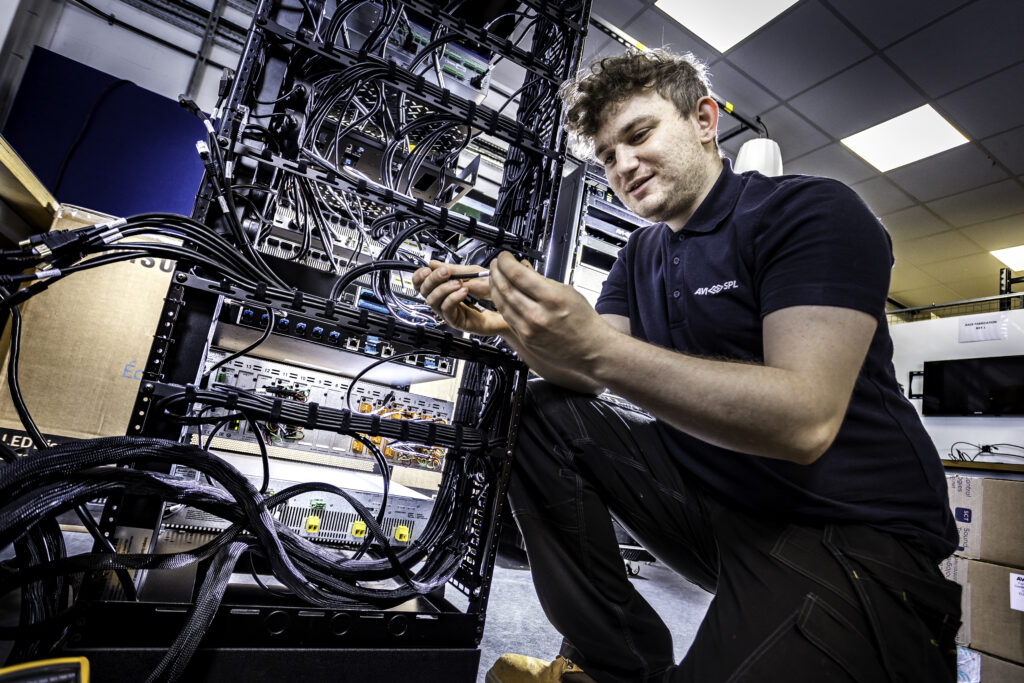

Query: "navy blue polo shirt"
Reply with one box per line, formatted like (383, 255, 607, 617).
(595, 160, 956, 560)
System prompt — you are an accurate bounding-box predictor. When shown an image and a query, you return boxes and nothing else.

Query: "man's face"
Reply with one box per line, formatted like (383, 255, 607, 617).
(593, 90, 717, 229)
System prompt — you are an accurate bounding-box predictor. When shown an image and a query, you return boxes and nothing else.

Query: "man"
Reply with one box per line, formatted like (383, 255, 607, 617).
(414, 49, 960, 683)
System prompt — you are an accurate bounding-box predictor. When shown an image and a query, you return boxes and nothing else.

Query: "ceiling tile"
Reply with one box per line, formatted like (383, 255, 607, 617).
(884, 0, 1024, 98)
(927, 179, 1024, 227)
(887, 144, 1009, 203)
(880, 205, 951, 242)
(624, 7, 717, 63)
(789, 57, 922, 138)
(983, 126, 1024, 175)
(936, 62, 1024, 140)
(725, 1, 872, 99)
(943, 275, 1001, 300)
(589, 0, 648, 31)
(757, 104, 830, 161)
(827, 0, 972, 48)
(959, 214, 1024, 251)
(851, 176, 915, 216)
(579, 35, 619, 65)
(896, 230, 981, 266)
(707, 60, 779, 116)
(888, 283, 961, 308)
(889, 261, 940, 292)
(784, 143, 877, 185)
(918, 252, 1005, 283)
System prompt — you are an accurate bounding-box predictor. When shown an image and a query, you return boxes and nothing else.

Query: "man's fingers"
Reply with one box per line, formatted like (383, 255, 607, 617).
(491, 252, 552, 300)
(424, 278, 463, 312)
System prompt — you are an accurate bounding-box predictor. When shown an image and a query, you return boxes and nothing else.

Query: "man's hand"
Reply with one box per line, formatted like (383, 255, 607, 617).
(412, 260, 508, 336)
(488, 252, 619, 376)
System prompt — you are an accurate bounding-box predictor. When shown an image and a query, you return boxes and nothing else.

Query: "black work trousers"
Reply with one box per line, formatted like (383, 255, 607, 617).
(507, 380, 962, 683)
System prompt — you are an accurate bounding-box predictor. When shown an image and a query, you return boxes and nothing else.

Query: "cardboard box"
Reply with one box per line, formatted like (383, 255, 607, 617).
(947, 474, 1024, 569)
(941, 557, 1024, 665)
(0, 204, 174, 440)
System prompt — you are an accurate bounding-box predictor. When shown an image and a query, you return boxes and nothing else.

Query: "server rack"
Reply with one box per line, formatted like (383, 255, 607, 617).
(3, 1, 592, 680)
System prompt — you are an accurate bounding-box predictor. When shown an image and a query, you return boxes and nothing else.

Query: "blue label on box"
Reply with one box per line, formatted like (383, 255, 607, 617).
(954, 507, 972, 523)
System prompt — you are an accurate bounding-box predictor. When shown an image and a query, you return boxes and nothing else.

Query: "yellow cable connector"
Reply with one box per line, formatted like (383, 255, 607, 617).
(394, 525, 410, 542)
(351, 520, 366, 538)
(305, 515, 321, 533)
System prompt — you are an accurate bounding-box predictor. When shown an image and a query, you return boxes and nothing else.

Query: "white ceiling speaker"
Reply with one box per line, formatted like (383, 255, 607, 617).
(734, 138, 784, 176)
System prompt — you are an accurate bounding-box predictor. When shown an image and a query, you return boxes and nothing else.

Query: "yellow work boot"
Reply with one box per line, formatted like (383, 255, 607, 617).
(485, 654, 596, 682)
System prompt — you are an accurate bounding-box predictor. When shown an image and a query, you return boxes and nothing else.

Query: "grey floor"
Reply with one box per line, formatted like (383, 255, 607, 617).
(477, 548, 713, 681)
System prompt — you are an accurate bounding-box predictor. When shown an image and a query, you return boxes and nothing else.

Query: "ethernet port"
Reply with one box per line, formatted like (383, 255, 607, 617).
(381, 344, 395, 358)
(437, 359, 450, 373)
(404, 354, 419, 365)
(345, 337, 361, 351)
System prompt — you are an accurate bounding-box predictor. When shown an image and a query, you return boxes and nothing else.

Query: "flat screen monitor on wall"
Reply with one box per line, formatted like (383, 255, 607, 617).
(922, 355, 1024, 416)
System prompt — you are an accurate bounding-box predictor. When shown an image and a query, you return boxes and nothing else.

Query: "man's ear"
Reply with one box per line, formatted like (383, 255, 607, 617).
(694, 96, 719, 145)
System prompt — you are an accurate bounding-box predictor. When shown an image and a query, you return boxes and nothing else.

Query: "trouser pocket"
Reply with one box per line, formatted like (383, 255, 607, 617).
(726, 593, 888, 683)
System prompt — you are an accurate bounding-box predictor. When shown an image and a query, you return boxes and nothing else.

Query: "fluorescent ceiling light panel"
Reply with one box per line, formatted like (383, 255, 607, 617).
(991, 245, 1024, 271)
(840, 105, 969, 172)
(654, 0, 800, 53)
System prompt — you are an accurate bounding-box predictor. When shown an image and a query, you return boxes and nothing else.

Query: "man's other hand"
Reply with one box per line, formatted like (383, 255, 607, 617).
(488, 252, 618, 373)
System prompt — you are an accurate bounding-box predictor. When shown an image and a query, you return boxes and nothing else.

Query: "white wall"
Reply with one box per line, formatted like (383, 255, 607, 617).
(43, 0, 245, 112)
(889, 309, 1024, 464)
(0, 2, 18, 50)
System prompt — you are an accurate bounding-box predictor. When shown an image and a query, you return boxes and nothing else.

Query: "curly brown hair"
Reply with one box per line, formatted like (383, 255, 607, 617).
(561, 49, 713, 158)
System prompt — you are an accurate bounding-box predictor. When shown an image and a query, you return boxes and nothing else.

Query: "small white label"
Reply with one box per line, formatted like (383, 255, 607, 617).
(1011, 572, 1024, 612)
(958, 312, 1008, 342)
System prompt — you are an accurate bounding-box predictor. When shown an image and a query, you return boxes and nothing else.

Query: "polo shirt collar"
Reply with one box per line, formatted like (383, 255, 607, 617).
(678, 157, 742, 235)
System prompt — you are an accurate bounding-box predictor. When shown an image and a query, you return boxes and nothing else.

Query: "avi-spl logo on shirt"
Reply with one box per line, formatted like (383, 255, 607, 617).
(694, 280, 739, 296)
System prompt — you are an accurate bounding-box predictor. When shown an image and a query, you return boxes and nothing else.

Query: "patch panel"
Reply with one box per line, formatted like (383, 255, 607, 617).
(220, 301, 456, 378)
(200, 349, 453, 476)
(165, 456, 433, 546)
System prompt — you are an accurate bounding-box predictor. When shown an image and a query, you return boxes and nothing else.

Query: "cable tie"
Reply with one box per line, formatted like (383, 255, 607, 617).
(340, 409, 350, 432)
(414, 74, 425, 94)
(225, 390, 239, 410)
(185, 384, 197, 403)
(415, 197, 424, 213)
(385, 317, 396, 340)
(270, 398, 283, 423)
(306, 402, 320, 429)
(99, 227, 123, 244)
(357, 308, 369, 328)
(254, 282, 268, 301)
(440, 332, 453, 356)
(465, 216, 477, 237)
(440, 89, 450, 108)
(296, 160, 308, 174)
(324, 300, 336, 318)
(454, 425, 464, 451)
(466, 100, 477, 124)
(495, 225, 506, 247)
(357, 178, 368, 193)
(291, 289, 304, 311)
(427, 421, 437, 445)
(438, 207, 448, 229)
(95, 217, 128, 232)
(369, 414, 381, 436)
(399, 419, 410, 441)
